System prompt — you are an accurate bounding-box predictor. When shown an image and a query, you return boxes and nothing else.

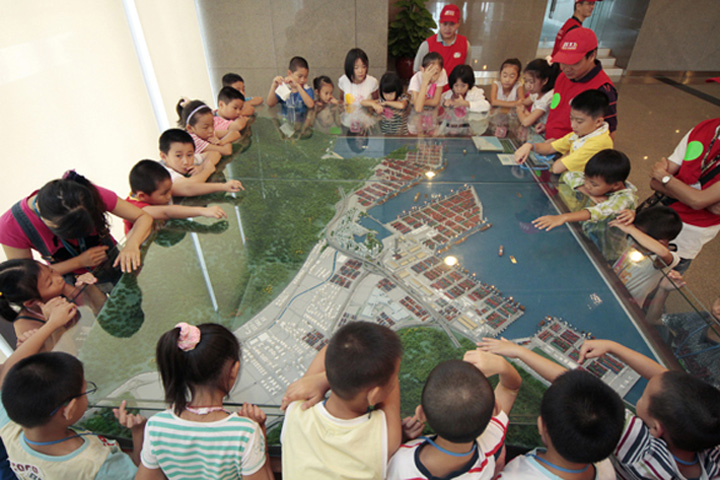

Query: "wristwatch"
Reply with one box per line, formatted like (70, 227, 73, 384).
(661, 175, 672, 185)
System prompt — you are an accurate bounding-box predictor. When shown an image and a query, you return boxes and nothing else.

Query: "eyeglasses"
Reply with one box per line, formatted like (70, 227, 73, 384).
(49, 381, 98, 416)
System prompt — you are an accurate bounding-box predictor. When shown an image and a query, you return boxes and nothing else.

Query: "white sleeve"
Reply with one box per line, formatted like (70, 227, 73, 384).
(408, 72, 421, 93)
(239, 420, 267, 475)
(140, 422, 159, 469)
(338, 75, 351, 93)
(533, 89, 553, 113)
(668, 130, 692, 166)
(368, 76, 379, 93)
(477, 411, 508, 456)
(467, 87, 490, 113)
(436, 69, 448, 88)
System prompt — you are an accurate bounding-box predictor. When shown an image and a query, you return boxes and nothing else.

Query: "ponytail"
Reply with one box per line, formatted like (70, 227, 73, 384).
(176, 98, 211, 128)
(156, 323, 241, 415)
(0, 259, 42, 322)
(525, 58, 560, 93)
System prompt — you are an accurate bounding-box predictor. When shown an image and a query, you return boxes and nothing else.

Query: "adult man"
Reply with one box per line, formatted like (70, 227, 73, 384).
(545, 27, 617, 140)
(552, 0, 601, 57)
(413, 4, 470, 79)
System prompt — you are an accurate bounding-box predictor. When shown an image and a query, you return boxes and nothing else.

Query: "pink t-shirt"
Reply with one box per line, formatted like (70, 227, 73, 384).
(0, 185, 119, 257)
(189, 132, 210, 154)
(213, 114, 233, 131)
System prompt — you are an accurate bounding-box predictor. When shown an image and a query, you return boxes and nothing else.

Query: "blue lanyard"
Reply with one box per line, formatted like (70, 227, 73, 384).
(529, 453, 590, 474)
(32, 197, 87, 257)
(422, 436, 477, 457)
(24, 432, 96, 447)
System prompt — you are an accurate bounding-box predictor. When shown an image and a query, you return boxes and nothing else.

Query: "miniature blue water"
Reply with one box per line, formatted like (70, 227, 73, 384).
(337, 137, 650, 402)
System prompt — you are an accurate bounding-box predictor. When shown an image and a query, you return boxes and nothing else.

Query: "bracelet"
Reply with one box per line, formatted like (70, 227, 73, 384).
(530, 143, 536, 152)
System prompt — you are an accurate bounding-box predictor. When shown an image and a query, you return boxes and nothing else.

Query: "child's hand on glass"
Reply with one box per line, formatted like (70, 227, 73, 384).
(514, 143, 533, 164)
(281, 372, 330, 411)
(115, 244, 142, 273)
(578, 339, 615, 363)
(224, 180, 244, 192)
(532, 214, 565, 231)
(201, 206, 227, 219)
(463, 349, 509, 378)
(75, 273, 98, 287)
(614, 209, 636, 226)
(476, 337, 525, 358)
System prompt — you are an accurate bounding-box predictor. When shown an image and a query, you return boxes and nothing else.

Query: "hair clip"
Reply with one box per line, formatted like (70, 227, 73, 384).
(176, 322, 201, 351)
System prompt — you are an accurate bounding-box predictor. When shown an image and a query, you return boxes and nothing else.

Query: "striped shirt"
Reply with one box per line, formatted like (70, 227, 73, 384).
(140, 410, 266, 480)
(614, 410, 720, 480)
(189, 132, 210, 154)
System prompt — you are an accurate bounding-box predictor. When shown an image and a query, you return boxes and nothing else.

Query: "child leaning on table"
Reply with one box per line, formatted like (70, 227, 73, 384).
(532, 149, 637, 231)
(0, 298, 144, 480)
(386, 352, 521, 480)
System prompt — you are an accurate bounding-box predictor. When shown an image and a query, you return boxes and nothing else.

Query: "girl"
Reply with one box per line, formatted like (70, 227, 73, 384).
(176, 99, 236, 161)
(442, 65, 490, 113)
(0, 171, 153, 277)
(0, 259, 96, 345)
(313, 76, 339, 108)
(363, 72, 409, 135)
(138, 323, 272, 480)
(338, 48, 379, 112)
(490, 58, 524, 107)
(516, 58, 560, 129)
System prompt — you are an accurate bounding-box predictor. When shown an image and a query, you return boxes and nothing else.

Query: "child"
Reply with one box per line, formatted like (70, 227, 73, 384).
(158, 129, 244, 197)
(478, 338, 625, 480)
(0, 172, 153, 276)
(532, 149, 637, 231)
(611, 206, 683, 308)
(0, 297, 144, 479)
(138, 323, 272, 479)
(490, 58, 524, 107)
(313, 76, 339, 108)
(409, 52, 448, 113)
(176, 99, 235, 159)
(579, 339, 720, 479)
(515, 89, 613, 174)
(362, 72, 409, 135)
(123, 160, 228, 234)
(442, 64, 490, 114)
(280, 322, 403, 480)
(338, 48, 379, 112)
(386, 353, 521, 479)
(222, 72, 263, 108)
(266, 56, 315, 113)
(516, 58, 559, 129)
(215, 86, 249, 134)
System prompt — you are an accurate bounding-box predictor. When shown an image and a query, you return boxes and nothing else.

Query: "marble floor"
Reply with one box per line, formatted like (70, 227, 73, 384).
(613, 73, 720, 315)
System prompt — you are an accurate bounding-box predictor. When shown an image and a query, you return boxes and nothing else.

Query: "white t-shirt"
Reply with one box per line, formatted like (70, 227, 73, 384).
(667, 129, 720, 259)
(408, 70, 449, 96)
(530, 89, 554, 125)
(498, 448, 616, 479)
(441, 86, 490, 113)
(338, 74, 379, 106)
(494, 81, 520, 102)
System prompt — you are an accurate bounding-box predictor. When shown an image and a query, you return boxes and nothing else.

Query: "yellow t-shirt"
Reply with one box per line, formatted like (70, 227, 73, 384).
(281, 400, 388, 480)
(551, 126, 613, 172)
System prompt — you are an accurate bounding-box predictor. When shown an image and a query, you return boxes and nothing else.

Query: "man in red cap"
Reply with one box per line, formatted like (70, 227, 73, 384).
(544, 27, 617, 141)
(413, 4, 470, 80)
(552, 0, 601, 57)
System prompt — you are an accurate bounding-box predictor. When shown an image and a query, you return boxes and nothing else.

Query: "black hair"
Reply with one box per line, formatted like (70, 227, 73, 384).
(585, 48, 598, 60)
(633, 207, 682, 242)
(448, 65, 475, 91)
(570, 89, 609, 119)
(156, 323, 241, 415)
(344, 48, 369, 81)
(0, 259, 42, 322)
(649, 371, 720, 452)
(313, 75, 333, 92)
(541, 370, 624, 463)
(159, 128, 195, 154)
(524, 58, 560, 93)
(2, 352, 84, 428)
(379, 72, 403, 101)
(422, 52, 443, 69)
(221, 73, 244, 87)
(584, 149, 631, 184)
(218, 86, 245, 105)
(175, 99, 212, 128)
(36, 172, 110, 240)
(422, 360, 494, 443)
(500, 58, 522, 75)
(325, 322, 402, 400)
(129, 160, 171, 196)
(288, 56, 309, 72)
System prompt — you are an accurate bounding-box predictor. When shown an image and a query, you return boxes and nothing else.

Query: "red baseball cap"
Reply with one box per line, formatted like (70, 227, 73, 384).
(440, 5, 461, 24)
(706, 77, 720, 84)
(552, 28, 598, 65)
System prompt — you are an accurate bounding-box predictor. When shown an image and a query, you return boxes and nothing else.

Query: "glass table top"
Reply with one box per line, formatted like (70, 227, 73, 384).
(53, 104, 718, 441)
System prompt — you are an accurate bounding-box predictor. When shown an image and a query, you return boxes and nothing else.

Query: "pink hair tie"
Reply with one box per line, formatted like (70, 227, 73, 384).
(176, 322, 201, 351)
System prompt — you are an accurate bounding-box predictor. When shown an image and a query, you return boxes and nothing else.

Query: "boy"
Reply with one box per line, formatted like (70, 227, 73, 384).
(533, 149, 637, 231)
(0, 298, 144, 479)
(478, 338, 625, 479)
(123, 160, 228, 234)
(214, 86, 249, 134)
(280, 322, 403, 480)
(610, 206, 683, 308)
(579, 338, 720, 479)
(386, 353, 521, 480)
(409, 52, 448, 113)
(222, 72, 263, 108)
(266, 56, 315, 112)
(158, 129, 244, 197)
(515, 89, 613, 174)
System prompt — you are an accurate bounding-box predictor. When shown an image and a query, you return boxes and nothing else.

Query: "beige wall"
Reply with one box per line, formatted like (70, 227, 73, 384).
(627, 0, 720, 71)
(196, 0, 388, 101)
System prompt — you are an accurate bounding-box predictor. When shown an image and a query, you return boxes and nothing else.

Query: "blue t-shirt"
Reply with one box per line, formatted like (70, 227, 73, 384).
(278, 84, 314, 116)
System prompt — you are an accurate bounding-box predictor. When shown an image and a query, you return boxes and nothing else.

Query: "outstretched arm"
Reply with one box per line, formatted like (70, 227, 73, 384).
(477, 337, 567, 383)
(579, 339, 667, 379)
(609, 220, 675, 265)
(463, 348, 522, 415)
(281, 345, 330, 410)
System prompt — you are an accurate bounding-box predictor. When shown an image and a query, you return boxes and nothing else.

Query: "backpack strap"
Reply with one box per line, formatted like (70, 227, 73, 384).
(10, 201, 54, 262)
